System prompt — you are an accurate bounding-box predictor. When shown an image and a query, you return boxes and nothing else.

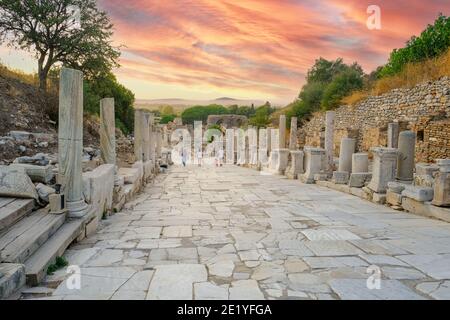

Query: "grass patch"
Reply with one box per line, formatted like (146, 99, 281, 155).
(47, 257, 69, 275)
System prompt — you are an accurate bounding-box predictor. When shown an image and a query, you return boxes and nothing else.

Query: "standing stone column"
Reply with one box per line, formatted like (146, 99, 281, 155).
(58, 68, 88, 218)
(289, 117, 298, 150)
(134, 110, 144, 161)
(396, 131, 416, 183)
(338, 138, 356, 173)
(325, 111, 336, 172)
(194, 121, 203, 165)
(368, 147, 398, 193)
(352, 153, 369, 173)
(142, 112, 151, 162)
(148, 114, 156, 163)
(258, 128, 269, 166)
(432, 159, 450, 207)
(388, 123, 400, 149)
(100, 98, 116, 166)
(266, 127, 272, 155)
(156, 127, 163, 159)
(226, 129, 235, 164)
(279, 115, 286, 149)
(301, 147, 326, 184)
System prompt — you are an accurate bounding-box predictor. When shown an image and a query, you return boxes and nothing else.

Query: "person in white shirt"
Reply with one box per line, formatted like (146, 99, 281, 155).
(216, 148, 224, 167)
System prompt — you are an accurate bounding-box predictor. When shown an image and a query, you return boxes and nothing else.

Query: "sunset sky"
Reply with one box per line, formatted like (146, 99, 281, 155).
(0, 0, 449, 105)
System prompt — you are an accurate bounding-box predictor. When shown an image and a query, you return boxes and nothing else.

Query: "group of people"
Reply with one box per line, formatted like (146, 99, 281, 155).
(180, 148, 224, 167)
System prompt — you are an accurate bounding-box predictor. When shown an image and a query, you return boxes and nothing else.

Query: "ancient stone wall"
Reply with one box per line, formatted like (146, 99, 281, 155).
(299, 77, 450, 163)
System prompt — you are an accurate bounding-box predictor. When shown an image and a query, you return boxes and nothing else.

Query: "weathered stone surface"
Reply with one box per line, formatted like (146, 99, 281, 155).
(0, 166, 38, 200)
(9, 164, 54, 184)
(338, 138, 356, 173)
(325, 111, 335, 172)
(36, 183, 56, 203)
(229, 280, 264, 300)
(279, 115, 286, 149)
(398, 254, 450, 280)
(386, 190, 403, 206)
(352, 153, 369, 173)
(58, 68, 88, 218)
(267, 149, 289, 175)
(397, 131, 416, 182)
(289, 117, 298, 150)
(329, 279, 424, 300)
(301, 147, 326, 184)
(402, 186, 434, 202)
(0, 263, 25, 299)
(285, 150, 304, 179)
(194, 282, 229, 300)
(416, 281, 450, 300)
(432, 160, 450, 207)
(387, 123, 400, 149)
(368, 148, 398, 193)
(387, 182, 406, 194)
(349, 173, 372, 188)
(83, 164, 115, 219)
(332, 171, 349, 185)
(99, 98, 116, 166)
(147, 264, 207, 300)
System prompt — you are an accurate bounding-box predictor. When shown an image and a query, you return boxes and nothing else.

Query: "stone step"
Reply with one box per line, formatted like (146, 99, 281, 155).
(25, 219, 84, 286)
(0, 198, 35, 234)
(0, 263, 26, 299)
(0, 210, 66, 264)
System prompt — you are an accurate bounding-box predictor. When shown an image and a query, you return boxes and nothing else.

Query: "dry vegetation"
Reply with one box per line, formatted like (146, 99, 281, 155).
(343, 48, 450, 106)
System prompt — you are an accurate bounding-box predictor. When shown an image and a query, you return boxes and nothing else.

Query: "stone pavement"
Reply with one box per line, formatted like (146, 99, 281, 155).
(28, 165, 450, 300)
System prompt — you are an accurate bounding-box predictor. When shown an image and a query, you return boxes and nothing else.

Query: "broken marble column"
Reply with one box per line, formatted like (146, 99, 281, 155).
(194, 121, 203, 165)
(301, 147, 325, 184)
(396, 131, 416, 183)
(134, 110, 143, 161)
(289, 117, 298, 150)
(156, 127, 163, 159)
(100, 98, 116, 166)
(270, 128, 279, 151)
(248, 126, 258, 165)
(266, 127, 272, 154)
(58, 68, 88, 218)
(338, 138, 356, 173)
(367, 147, 398, 194)
(149, 114, 156, 163)
(348, 153, 371, 187)
(258, 128, 269, 167)
(325, 111, 335, 172)
(226, 128, 235, 164)
(432, 159, 450, 207)
(279, 115, 286, 149)
(352, 153, 369, 173)
(388, 123, 400, 149)
(268, 149, 289, 175)
(141, 112, 151, 162)
(286, 150, 304, 179)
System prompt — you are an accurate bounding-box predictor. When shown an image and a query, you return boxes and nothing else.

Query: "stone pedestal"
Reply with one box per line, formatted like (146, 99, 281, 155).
(396, 131, 416, 183)
(301, 147, 326, 184)
(352, 153, 369, 173)
(388, 123, 400, 149)
(279, 115, 286, 149)
(325, 111, 335, 172)
(285, 150, 304, 179)
(100, 98, 116, 166)
(268, 149, 289, 175)
(332, 171, 349, 185)
(58, 68, 88, 218)
(432, 159, 450, 207)
(289, 117, 298, 150)
(338, 138, 356, 173)
(367, 148, 398, 193)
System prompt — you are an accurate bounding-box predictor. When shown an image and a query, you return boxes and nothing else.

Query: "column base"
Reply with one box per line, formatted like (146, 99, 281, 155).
(67, 199, 89, 218)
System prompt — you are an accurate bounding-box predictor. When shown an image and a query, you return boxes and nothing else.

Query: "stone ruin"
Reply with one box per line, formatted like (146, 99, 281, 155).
(0, 67, 170, 298)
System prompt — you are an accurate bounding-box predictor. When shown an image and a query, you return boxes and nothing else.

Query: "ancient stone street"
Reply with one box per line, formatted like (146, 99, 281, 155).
(36, 165, 450, 300)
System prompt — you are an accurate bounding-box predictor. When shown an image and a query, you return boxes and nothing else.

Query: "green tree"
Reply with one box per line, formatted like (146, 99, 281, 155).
(321, 68, 364, 110)
(84, 72, 135, 134)
(0, 0, 120, 91)
(160, 114, 176, 124)
(249, 105, 272, 128)
(380, 14, 450, 77)
(181, 104, 229, 125)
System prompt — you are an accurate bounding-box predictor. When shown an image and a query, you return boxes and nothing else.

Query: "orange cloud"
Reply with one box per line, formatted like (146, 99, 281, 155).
(98, 0, 449, 105)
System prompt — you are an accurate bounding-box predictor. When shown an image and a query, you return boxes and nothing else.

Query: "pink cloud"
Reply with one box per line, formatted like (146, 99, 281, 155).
(98, 0, 449, 104)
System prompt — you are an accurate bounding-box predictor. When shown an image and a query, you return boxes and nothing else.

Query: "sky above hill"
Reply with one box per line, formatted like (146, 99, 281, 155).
(0, 0, 449, 105)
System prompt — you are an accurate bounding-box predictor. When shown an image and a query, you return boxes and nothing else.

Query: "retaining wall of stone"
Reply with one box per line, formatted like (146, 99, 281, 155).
(299, 77, 450, 163)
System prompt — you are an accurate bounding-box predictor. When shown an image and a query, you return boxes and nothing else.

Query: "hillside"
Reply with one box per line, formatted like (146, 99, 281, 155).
(0, 66, 101, 163)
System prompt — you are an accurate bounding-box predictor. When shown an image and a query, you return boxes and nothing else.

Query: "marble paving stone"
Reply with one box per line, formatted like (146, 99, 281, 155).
(303, 257, 368, 269)
(329, 279, 425, 300)
(229, 280, 265, 300)
(359, 255, 409, 267)
(146, 264, 207, 300)
(85, 249, 124, 267)
(381, 266, 426, 280)
(306, 241, 364, 256)
(208, 260, 235, 278)
(416, 281, 450, 300)
(302, 229, 361, 241)
(162, 226, 193, 238)
(398, 254, 450, 280)
(194, 282, 229, 300)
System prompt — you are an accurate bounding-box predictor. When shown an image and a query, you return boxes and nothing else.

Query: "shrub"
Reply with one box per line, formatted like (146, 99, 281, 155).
(181, 104, 229, 125)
